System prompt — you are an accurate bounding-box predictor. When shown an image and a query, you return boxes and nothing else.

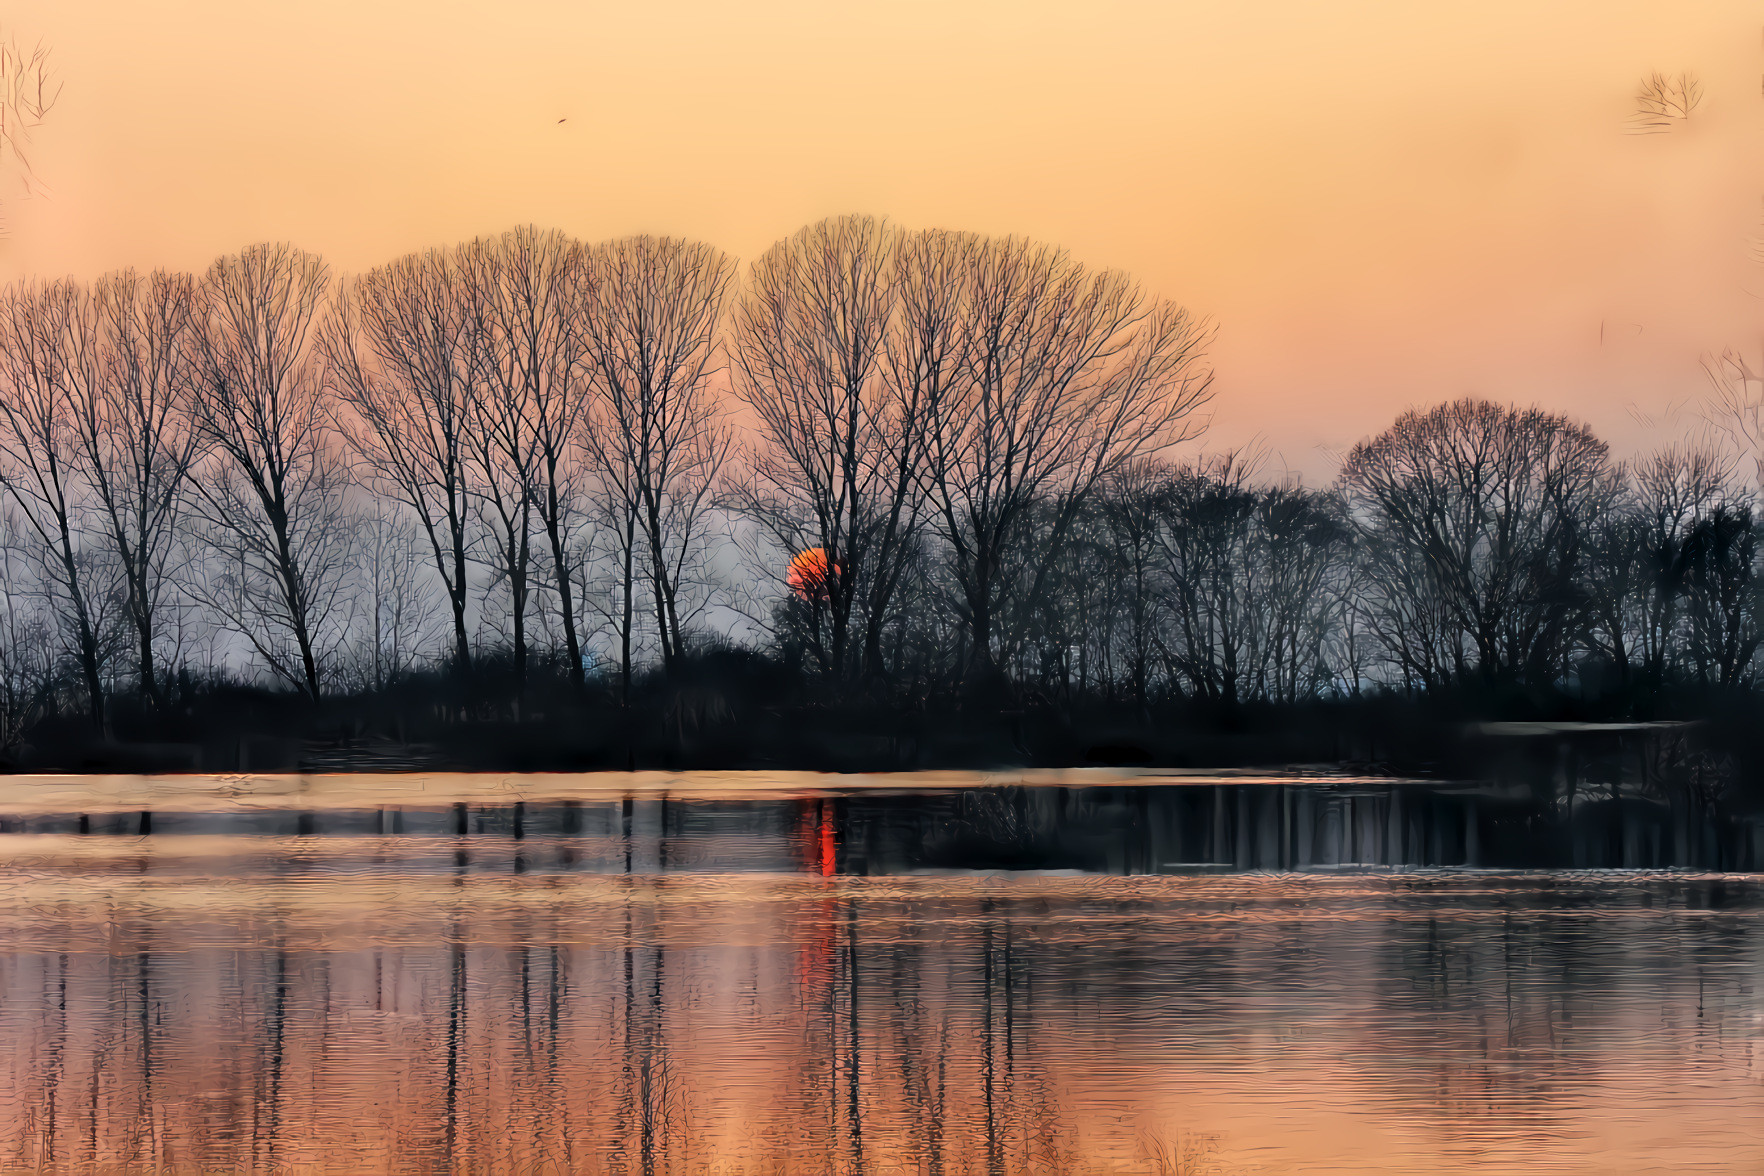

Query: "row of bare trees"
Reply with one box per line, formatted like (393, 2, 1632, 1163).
(732, 219, 1214, 691)
(324, 228, 736, 703)
(928, 400, 1761, 709)
(2, 218, 1758, 736)
(0, 218, 1219, 730)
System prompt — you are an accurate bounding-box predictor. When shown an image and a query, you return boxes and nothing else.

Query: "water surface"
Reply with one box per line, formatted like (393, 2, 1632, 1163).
(0, 773, 1759, 1173)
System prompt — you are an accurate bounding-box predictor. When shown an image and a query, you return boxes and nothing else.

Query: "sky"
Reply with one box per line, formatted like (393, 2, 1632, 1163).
(1, 0, 1762, 478)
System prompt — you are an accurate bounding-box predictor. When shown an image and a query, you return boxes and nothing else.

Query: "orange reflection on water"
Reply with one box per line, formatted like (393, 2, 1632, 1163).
(0, 843, 1759, 1173)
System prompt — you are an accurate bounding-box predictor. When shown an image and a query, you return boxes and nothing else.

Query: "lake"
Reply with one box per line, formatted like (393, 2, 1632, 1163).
(0, 772, 1760, 1173)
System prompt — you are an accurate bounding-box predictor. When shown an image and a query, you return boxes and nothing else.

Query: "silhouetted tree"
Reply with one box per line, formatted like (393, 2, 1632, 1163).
(457, 234, 543, 696)
(188, 244, 350, 701)
(579, 236, 735, 679)
(0, 280, 115, 725)
(486, 228, 590, 686)
(1585, 446, 1730, 693)
(324, 248, 478, 678)
(733, 215, 925, 686)
(0, 29, 59, 228)
(1342, 399, 1617, 690)
(347, 501, 439, 691)
(913, 232, 1213, 692)
(0, 511, 52, 747)
(66, 270, 201, 708)
(1682, 504, 1760, 689)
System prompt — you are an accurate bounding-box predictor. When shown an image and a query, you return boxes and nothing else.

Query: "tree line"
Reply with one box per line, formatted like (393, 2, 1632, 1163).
(0, 215, 1756, 744)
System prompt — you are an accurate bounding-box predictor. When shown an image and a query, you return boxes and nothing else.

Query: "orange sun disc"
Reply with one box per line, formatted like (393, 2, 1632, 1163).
(787, 547, 837, 599)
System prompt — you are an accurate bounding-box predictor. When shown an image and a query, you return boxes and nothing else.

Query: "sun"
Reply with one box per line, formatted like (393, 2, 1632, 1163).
(787, 547, 837, 600)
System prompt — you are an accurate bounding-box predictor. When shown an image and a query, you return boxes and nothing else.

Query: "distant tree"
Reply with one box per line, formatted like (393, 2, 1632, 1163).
(0, 29, 59, 228)
(1151, 456, 1259, 703)
(1095, 461, 1167, 710)
(1584, 491, 1654, 690)
(348, 502, 439, 692)
(0, 511, 53, 748)
(188, 243, 351, 701)
(1624, 446, 1727, 689)
(1628, 71, 1702, 135)
(1682, 503, 1761, 689)
(1252, 482, 1352, 703)
(1341, 399, 1618, 690)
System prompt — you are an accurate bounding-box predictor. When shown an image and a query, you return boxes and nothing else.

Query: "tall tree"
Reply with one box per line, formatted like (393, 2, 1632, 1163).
(486, 227, 590, 686)
(912, 231, 1214, 690)
(0, 513, 52, 748)
(1150, 456, 1259, 704)
(1585, 446, 1731, 692)
(64, 270, 200, 708)
(1682, 503, 1761, 689)
(188, 243, 349, 701)
(1095, 461, 1167, 710)
(0, 280, 112, 725)
(323, 248, 477, 678)
(732, 215, 924, 685)
(349, 501, 439, 692)
(456, 233, 543, 695)
(580, 236, 735, 679)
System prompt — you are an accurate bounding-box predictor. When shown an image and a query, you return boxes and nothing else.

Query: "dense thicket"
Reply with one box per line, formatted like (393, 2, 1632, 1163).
(0, 216, 1759, 764)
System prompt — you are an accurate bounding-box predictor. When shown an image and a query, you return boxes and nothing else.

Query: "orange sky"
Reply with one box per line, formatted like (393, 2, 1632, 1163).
(3, 1, 1762, 476)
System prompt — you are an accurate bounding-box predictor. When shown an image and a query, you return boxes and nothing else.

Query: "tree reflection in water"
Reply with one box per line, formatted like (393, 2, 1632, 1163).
(0, 781, 1759, 1172)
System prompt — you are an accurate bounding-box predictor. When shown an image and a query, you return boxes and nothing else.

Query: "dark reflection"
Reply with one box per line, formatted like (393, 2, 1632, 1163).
(9, 779, 1762, 876)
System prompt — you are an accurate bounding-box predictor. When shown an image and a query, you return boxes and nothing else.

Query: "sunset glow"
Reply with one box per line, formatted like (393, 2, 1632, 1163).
(3, 8, 1764, 1171)
(787, 547, 835, 600)
(2, 2, 1761, 474)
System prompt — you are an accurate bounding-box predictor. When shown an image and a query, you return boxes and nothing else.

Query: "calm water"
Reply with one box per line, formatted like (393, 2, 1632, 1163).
(0, 775, 1761, 1173)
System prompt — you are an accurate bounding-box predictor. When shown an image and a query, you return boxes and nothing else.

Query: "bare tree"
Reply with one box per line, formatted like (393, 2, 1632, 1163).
(732, 215, 925, 686)
(1583, 444, 1741, 693)
(1706, 348, 1764, 488)
(911, 231, 1214, 689)
(187, 243, 350, 701)
(348, 501, 440, 691)
(0, 29, 59, 230)
(1341, 399, 1618, 689)
(1149, 455, 1259, 703)
(577, 442, 646, 702)
(0, 280, 114, 725)
(1634, 446, 1729, 686)
(0, 509, 52, 748)
(1628, 71, 1702, 135)
(1251, 481, 1352, 703)
(1682, 503, 1761, 688)
(580, 236, 736, 680)
(483, 227, 591, 686)
(456, 234, 541, 694)
(1096, 460, 1167, 710)
(323, 249, 477, 677)
(58, 270, 200, 708)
